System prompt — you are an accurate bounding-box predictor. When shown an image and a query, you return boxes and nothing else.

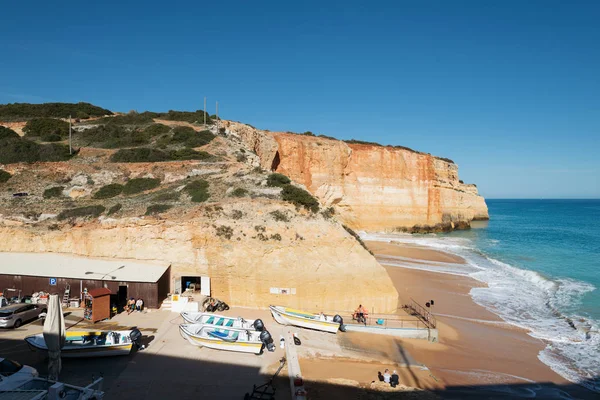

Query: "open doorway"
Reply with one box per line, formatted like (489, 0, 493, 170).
(116, 285, 128, 313)
(181, 276, 201, 293)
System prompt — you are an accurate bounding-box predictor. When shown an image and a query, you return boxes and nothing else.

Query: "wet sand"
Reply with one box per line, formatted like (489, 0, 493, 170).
(365, 240, 597, 398)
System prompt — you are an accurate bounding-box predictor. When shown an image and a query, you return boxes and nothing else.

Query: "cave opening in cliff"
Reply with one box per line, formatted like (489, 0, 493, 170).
(271, 151, 281, 171)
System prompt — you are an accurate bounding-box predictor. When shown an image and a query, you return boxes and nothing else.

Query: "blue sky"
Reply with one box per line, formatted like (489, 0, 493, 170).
(1, 0, 598, 198)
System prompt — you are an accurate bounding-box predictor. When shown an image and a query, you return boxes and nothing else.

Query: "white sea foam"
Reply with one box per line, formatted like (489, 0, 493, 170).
(362, 232, 600, 394)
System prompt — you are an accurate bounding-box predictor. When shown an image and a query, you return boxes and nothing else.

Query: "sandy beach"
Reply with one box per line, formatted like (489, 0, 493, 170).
(363, 240, 597, 398)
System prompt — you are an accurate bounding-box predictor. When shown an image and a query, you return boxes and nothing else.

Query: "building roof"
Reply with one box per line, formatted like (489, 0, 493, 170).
(88, 288, 112, 297)
(0, 252, 169, 283)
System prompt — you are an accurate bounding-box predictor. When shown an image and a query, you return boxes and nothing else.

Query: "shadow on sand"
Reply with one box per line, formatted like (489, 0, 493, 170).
(0, 336, 597, 399)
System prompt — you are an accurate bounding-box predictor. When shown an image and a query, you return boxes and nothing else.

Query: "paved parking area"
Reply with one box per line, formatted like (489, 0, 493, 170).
(0, 308, 291, 399)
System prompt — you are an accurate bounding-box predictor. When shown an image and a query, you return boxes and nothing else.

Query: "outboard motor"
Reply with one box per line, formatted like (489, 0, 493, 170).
(129, 328, 143, 348)
(333, 315, 346, 332)
(253, 319, 265, 332)
(260, 330, 275, 352)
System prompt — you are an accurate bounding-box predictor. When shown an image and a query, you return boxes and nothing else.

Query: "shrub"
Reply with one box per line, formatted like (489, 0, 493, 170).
(302, 131, 314, 136)
(107, 203, 122, 215)
(231, 187, 248, 197)
(100, 112, 155, 125)
(0, 136, 72, 164)
(110, 147, 213, 162)
(41, 134, 62, 142)
(215, 225, 233, 239)
(267, 173, 291, 187)
(0, 169, 11, 183)
(79, 125, 149, 148)
(231, 210, 243, 220)
(43, 186, 64, 199)
(270, 233, 282, 241)
(23, 118, 69, 137)
(145, 204, 172, 215)
(270, 210, 289, 222)
(93, 183, 124, 199)
(57, 205, 106, 220)
(159, 110, 212, 124)
(171, 127, 215, 147)
(183, 179, 210, 202)
(152, 191, 180, 201)
(342, 224, 373, 255)
(143, 123, 171, 136)
(322, 207, 335, 219)
(281, 184, 319, 213)
(0, 102, 112, 121)
(0, 126, 20, 140)
(437, 156, 455, 164)
(122, 178, 160, 195)
(236, 153, 247, 162)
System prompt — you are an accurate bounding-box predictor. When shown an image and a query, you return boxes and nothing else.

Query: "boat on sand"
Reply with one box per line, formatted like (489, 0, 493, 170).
(180, 312, 265, 331)
(269, 305, 345, 333)
(25, 329, 142, 358)
(179, 324, 274, 354)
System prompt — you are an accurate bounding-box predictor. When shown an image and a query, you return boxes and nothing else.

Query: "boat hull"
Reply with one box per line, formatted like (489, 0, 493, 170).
(179, 325, 263, 354)
(269, 306, 340, 334)
(25, 330, 136, 358)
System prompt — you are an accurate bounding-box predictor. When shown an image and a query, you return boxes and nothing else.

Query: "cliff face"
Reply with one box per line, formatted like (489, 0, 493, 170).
(222, 121, 489, 232)
(0, 201, 398, 313)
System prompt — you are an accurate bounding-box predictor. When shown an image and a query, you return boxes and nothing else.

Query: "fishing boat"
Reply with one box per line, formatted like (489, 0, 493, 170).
(180, 312, 265, 331)
(269, 305, 345, 333)
(25, 329, 142, 358)
(179, 324, 274, 354)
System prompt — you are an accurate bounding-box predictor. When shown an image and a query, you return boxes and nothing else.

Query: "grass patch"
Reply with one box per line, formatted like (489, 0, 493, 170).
(78, 125, 149, 148)
(93, 183, 124, 199)
(145, 204, 172, 215)
(267, 173, 291, 187)
(107, 203, 122, 215)
(23, 118, 69, 138)
(143, 123, 170, 136)
(122, 178, 160, 195)
(42, 134, 63, 142)
(0, 169, 12, 183)
(342, 225, 373, 255)
(43, 186, 64, 199)
(230, 187, 248, 197)
(281, 184, 319, 213)
(183, 179, 209, 203)
(57, 205, 106, 220)
(0, 102, 112, 121)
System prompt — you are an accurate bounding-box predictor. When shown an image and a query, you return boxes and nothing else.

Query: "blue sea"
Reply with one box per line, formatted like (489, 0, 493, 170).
(363, 199, 600, 393)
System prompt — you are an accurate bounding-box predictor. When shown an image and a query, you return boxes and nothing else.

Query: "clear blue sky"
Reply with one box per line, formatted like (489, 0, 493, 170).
(1, 0, 598, 199)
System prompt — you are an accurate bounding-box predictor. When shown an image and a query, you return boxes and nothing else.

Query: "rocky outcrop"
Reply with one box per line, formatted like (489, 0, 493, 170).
(0, 200, 398, 312)
(222, 121, 489, 231)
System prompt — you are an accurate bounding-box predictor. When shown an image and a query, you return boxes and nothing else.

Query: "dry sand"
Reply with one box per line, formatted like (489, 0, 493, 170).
(363, 240, 597, 398)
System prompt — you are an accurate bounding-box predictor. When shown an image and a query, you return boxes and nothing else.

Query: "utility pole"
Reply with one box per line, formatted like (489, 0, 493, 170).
(203, 97, 206, 127)
(69, 115, 72, 155)
(216, 101, 219, 133)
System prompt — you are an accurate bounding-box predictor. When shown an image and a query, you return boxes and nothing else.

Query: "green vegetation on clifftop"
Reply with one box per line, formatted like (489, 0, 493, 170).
(0, 102, 112, 121)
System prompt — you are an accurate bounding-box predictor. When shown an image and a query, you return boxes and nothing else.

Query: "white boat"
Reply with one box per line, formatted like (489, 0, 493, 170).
(25, 329, 142, 358)
(269, 305, 345, 333)
(179, 324, 273, 355)
(180, 312, 263, 330)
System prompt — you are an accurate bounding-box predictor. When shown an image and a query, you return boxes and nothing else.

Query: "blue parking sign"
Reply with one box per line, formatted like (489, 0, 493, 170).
(49, 278, 57, 286)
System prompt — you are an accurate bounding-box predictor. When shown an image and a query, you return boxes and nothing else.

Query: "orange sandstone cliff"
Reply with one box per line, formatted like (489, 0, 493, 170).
(222, 121, 489, 232)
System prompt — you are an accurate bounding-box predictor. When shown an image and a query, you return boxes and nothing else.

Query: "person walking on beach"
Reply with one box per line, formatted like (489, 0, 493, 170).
(383, 369, 391, 384)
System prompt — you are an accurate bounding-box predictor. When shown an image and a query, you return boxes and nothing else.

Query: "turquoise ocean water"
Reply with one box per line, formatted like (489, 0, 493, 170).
(363, 199, 600, 393)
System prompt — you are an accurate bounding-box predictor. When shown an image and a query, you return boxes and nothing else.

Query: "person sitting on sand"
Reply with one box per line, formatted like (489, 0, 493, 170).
(383, 369, 391, 384)
(377, 371, 384, 382)
(390, 370, 399, 388)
